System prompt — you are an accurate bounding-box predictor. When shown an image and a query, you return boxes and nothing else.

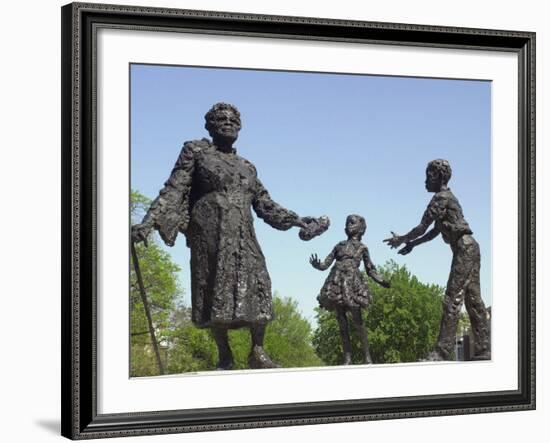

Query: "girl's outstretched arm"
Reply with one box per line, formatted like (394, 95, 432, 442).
(363, 246, 391, 288)
(310, 248, 336, 271)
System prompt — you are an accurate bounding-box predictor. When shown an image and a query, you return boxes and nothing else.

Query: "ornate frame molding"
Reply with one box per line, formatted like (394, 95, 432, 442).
(61, 2, 535, 439)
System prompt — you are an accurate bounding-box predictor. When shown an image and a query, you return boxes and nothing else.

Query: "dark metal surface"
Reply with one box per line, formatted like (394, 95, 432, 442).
(311, 215, 389, 364)
(384, 159, 491, 360)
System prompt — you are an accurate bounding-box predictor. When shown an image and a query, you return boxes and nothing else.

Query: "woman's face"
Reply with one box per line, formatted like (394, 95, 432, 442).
(209, 109, 241, 143)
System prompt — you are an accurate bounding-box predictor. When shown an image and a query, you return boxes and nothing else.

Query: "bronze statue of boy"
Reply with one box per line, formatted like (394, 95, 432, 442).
(384, 159, 491, 361)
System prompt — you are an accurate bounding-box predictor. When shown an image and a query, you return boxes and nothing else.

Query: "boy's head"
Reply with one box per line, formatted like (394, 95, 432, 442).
(425, 159, 452, 192)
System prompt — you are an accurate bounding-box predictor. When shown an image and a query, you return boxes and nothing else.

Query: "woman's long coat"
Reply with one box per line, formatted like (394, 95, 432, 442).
(143, 139, 299, 328)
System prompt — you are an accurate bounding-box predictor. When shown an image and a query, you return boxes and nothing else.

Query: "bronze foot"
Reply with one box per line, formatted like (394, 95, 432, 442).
(248, 346, 280, 369)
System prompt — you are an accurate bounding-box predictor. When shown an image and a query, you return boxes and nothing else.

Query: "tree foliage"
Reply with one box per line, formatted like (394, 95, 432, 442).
(313, 261, 444, 364)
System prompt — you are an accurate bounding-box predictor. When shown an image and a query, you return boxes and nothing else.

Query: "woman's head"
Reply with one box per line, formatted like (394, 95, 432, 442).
(345, 214, 367, 239)
(204, 102, 242, 145)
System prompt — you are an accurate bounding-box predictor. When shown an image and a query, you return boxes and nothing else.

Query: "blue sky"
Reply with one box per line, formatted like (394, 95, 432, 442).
(130, 64, 492, 324)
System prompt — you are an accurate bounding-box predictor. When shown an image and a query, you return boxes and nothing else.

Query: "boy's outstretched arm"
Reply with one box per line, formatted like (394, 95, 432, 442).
(398, 226, 440, 255)
(384, 198, 437, 250)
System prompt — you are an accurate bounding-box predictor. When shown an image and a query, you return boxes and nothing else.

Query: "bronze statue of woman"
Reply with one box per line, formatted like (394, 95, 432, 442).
(132, 103, 329, 370)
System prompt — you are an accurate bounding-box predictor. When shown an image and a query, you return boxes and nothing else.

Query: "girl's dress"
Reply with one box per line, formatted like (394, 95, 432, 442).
(317, 239, 375, 311)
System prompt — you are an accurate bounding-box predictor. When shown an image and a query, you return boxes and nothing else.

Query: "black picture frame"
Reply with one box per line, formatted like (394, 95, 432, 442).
(61, 2, 535, 439)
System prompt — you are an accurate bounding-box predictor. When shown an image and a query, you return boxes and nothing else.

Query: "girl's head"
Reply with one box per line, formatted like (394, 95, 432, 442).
(345, 214, 366, 239)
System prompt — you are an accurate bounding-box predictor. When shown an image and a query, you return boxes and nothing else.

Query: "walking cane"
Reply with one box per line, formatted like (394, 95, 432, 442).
(131, 239, 165, 375)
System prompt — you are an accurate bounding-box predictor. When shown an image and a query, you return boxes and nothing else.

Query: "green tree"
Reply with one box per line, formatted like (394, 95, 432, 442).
(312, 261, 444, 364)
(130, 190, 182, 377)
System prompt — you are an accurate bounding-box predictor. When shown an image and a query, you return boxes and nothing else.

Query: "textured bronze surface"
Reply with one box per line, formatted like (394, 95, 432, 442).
(311, 215, 390, 364)
(384, 159, 491, 360)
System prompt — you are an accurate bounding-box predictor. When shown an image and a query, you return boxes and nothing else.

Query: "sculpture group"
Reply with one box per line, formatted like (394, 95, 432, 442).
(132, 102, 491, 369)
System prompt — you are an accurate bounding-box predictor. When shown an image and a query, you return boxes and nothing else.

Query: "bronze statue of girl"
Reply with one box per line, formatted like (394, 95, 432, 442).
(310, 215, 390, 365)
